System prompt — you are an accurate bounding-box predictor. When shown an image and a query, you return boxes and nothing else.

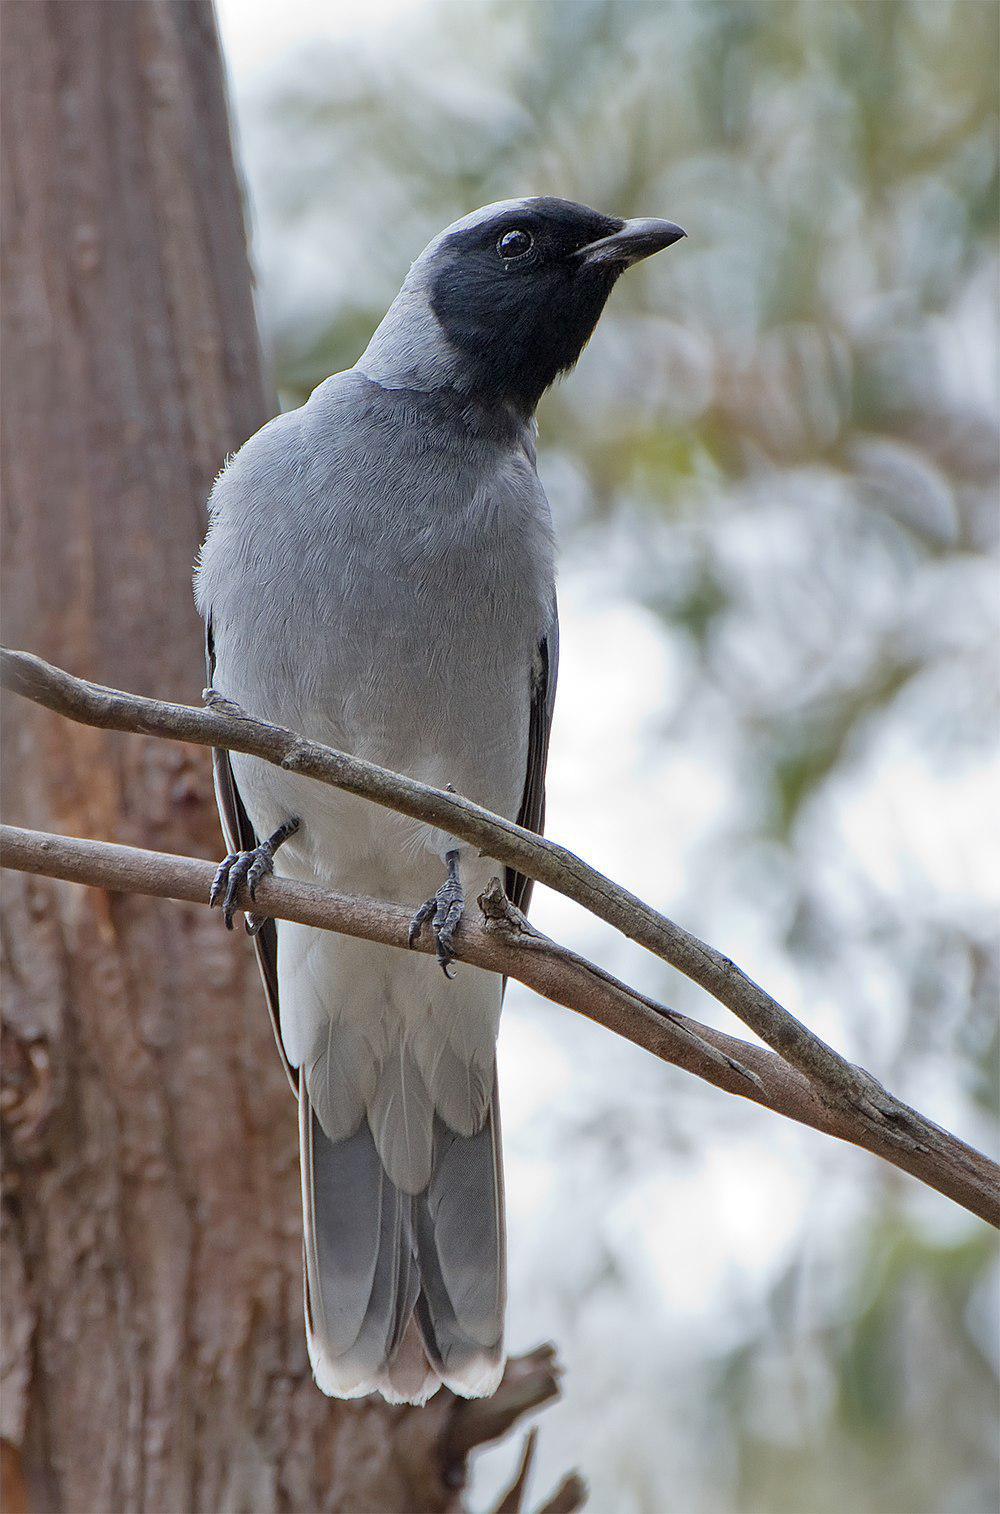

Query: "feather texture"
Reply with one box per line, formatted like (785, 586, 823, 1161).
(301, 1069, 505, 1402)
(196, 215, 566, 1400)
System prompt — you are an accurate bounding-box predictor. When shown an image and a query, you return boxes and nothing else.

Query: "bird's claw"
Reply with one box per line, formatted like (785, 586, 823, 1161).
(407, 895, 437, 948)
(408, 851, 464, 977)
(210, 845, 274, 929)
(209, 818, 299, 930)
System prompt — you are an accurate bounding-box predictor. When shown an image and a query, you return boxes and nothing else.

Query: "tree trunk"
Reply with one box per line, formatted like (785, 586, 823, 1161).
(0, 5, 561, 1510)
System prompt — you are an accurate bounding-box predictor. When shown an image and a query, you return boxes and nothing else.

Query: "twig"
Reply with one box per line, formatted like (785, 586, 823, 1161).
(1, 823, 997, 1225)
(533, 1475, 587, 1514)
(0, 649, 942, 1121)
(447, 1346, 561, 1463)
(491, 1428, 538, 1514)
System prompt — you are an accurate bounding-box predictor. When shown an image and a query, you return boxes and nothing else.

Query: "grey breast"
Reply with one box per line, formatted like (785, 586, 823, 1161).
(198, 371, 555, 814)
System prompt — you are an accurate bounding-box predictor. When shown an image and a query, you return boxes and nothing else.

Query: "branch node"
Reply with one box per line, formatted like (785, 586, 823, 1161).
(202, 687, 247, 719)
(279, 745, 311, 773)
(479, 878, 538, 940)
(3, 643, 998, 1226)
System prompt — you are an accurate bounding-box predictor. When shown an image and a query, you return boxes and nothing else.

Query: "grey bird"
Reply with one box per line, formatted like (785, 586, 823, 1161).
(194, 197, 685, 1403)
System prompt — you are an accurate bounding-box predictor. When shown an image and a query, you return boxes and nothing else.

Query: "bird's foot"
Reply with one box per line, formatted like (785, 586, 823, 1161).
(209, 817, 300, 930)
(408, 849, 464, 977)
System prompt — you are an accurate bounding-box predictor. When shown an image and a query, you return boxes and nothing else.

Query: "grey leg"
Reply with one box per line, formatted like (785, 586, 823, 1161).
(408, 849, 465, 977)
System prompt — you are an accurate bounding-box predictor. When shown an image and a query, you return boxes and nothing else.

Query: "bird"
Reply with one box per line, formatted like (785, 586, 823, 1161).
(194, 197, 685, 1405)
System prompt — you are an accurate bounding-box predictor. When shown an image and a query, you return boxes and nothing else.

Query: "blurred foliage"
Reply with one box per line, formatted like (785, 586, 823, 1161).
(224, 1, 999, 1509)
(716, 1211, 998, 1513)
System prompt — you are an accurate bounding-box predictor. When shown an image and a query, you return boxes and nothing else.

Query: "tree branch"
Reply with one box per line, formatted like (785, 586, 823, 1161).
(0, 649, 940, 1117)
(448, 1345, 560, 1462)
(2, 823, 997, 1226)
(490, 1427, 538, 1514)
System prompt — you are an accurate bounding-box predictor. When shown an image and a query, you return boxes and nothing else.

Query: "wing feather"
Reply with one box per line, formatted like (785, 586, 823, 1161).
(206, 618, 296, 1094)
(505, 604, 559, 917)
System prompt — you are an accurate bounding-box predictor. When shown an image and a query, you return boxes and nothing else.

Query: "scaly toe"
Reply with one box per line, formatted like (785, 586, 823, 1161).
(222, 853, 256, 929)
(432, 893, 464, 975)
(408, 854, 464, 973)
(246, 850, 274, 899)
(408, 895, 437, 949)
(210, 854, 236, 909)
(435, 928, 458, 976)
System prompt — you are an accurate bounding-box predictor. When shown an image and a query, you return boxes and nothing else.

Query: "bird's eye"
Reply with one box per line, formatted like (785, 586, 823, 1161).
(497, 228, 534, 260)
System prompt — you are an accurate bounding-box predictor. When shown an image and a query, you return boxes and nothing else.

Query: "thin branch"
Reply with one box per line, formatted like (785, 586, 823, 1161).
(490, 1428, 538, 1514)
(532, 1474, 588, 1514)
(445, 1350, 583, 1514)
(0, 649, 941, 1124)
(2, 823, 997, 1226)
(449, 1346, 560, 1461)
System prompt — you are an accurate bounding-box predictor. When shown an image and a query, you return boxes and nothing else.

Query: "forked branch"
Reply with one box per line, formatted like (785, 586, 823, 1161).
(1, 822, 997, 1225)
(1, 646, 997, 1225)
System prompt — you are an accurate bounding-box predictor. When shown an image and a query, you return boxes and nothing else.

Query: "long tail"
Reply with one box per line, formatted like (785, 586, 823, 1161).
(299, 1070, 506, 1404)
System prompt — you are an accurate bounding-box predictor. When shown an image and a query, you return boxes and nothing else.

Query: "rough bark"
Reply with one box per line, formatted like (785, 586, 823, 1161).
(0, 5, 567, 1510)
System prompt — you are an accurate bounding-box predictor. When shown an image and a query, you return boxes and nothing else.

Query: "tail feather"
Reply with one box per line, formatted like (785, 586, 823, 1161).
(417, 1107, 505, 1361)
(401, 1099, 505, 1398)
(301, 1087, 415, 1397)
(367, 1038, 435, 1194)
(374, 1315, 439, 1405)
(300, 1071, 505, 1404)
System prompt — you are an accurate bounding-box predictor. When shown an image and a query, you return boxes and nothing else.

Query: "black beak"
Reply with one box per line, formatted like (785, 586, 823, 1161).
(575, 217, 686, 268)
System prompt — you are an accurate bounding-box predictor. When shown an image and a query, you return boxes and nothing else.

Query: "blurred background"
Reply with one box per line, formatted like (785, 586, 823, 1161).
(216, 3, 999, 1510)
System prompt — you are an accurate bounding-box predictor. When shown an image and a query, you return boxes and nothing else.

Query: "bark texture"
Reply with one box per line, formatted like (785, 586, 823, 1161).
(0, 5, 560, 1510)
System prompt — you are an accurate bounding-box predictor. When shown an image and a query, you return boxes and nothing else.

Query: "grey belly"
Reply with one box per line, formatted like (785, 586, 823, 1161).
(218, 595, 531, 882)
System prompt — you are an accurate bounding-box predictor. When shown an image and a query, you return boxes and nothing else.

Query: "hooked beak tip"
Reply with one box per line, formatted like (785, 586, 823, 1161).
(577, 217, 687, 267)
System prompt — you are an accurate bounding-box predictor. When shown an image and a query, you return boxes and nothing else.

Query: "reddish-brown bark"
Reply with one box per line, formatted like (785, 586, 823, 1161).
(0, 5, 563, 1510)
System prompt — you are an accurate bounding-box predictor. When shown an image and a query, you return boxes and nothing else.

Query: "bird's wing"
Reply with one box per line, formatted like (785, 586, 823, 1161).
(505, 601, 559, 917)
(205, 617, 296, 1094)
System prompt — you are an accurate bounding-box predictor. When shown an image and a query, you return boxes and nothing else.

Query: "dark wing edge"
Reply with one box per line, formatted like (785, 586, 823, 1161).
(206, 617, 297, 1095)
(505, 603, 559, 918)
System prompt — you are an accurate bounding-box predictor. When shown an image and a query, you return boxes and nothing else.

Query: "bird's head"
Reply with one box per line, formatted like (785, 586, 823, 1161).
(359, 197, 685, 414)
